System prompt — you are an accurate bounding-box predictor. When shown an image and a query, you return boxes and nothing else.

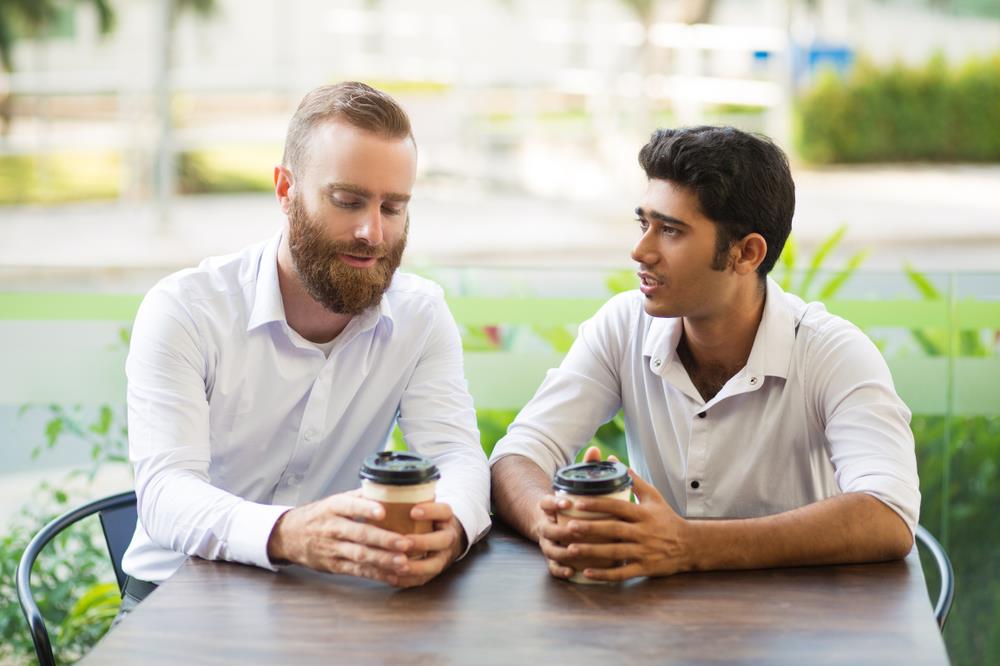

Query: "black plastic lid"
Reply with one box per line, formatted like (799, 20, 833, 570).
(552, 461, 632, 495)
(360, 451, 440, 485)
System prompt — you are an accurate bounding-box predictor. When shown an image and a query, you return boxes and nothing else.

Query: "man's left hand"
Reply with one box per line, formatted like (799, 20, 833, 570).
(561, 469, 693, 582)
(387, 502, 465, 588)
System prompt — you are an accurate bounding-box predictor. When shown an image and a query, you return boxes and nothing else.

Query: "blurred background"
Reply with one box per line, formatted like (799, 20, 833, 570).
(1, 0, 998, 663)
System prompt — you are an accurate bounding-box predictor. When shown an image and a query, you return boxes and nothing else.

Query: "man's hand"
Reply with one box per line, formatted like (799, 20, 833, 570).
(535, 446, 633, 580)
(389, 502, 466, 588)
(557, 469, 691, 582)
(267, 491, 465, 587)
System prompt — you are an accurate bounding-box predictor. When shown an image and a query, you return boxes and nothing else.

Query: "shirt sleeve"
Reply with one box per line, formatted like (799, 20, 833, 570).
(397, 292, 492, 557)
(126, 286, 292, 575)
(808, 319, 921, 539)
(489, 294, 626, 478)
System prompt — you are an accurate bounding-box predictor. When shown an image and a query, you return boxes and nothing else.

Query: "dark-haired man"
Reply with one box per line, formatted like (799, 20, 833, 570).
(490, 126, 919, 582)
(120, 83, 491, 612)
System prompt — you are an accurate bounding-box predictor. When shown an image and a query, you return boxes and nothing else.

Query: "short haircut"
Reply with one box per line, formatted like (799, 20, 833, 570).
(282, 82, 413, 173)
(638, 126, 795, 277)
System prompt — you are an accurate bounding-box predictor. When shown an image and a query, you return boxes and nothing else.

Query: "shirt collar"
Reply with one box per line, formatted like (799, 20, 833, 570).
(246, 231, 396, 335)
(640, 277, 796, 380)
(246, 232, 286, 332)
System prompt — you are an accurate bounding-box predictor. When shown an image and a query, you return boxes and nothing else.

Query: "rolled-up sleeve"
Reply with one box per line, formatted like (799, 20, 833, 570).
(127, 287, 291, 576)
(397, 293, 492, 556)
(490, 296, 625, 477)
(809, 323, 921, 538)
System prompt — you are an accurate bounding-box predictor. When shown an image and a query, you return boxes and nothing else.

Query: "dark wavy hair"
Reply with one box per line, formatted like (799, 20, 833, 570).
(638, 126, 795, 278)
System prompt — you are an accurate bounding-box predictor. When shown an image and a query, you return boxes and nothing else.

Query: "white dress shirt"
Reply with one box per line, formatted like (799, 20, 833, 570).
(491, 279, 920, 535)
(123, 233, 491, 583)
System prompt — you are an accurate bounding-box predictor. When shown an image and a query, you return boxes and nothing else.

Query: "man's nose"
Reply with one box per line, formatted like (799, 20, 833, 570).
(355, 210, 384, 246)
(631, 230, 655, 265)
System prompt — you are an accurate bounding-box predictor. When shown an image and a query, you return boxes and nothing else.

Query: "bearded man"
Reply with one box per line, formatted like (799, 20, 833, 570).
(119, 83, 490, 614)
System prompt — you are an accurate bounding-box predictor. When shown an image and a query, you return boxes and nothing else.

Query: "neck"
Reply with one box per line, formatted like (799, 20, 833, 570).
(276, 234, 353, 344)
(681, 277, 766, 373)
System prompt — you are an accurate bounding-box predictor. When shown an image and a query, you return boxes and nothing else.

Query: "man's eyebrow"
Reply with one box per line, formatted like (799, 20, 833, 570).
(634, 207, 690, 227)
(326, 182, 411, 203)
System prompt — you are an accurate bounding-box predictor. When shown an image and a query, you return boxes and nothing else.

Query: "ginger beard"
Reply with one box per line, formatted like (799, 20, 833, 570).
(287, 194, 407, 315)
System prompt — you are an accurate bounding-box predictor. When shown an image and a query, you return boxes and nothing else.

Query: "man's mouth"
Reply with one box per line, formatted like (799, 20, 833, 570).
(637, 271, 664, 295)
(338, 254, 380, 268)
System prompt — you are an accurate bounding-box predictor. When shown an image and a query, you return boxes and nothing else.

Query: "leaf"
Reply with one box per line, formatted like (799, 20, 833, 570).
(89, 405, 113, 435)
(800, 224, 847, 298)
(779, 234, 797, 291)
(533, 325, 575, 353)
(44, 418, 64, 448)
(817, 248, 869, 301)
(904, 263, 942, 300)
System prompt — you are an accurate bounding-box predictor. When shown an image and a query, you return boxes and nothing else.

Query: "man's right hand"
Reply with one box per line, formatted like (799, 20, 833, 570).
(266, 489, 414, 585)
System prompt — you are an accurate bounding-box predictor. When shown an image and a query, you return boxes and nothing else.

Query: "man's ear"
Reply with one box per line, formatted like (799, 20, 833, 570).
(733, 233, 767, 276)
(274, 165, 294, 215)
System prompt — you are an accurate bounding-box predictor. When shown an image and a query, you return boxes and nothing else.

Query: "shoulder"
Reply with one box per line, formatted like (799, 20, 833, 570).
(139, 239, 268, 324)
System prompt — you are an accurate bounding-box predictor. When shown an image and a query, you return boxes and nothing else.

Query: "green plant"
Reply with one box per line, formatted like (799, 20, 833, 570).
(20, 403, 129, 481)
(777, 224, 868, 301)
(0, 485, 120, 666)
(796, 53, 1000, 163)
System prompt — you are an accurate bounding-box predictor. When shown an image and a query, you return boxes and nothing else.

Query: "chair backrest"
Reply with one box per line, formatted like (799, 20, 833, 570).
(15, 490, 138, 666)
(915, 524, 955, 631)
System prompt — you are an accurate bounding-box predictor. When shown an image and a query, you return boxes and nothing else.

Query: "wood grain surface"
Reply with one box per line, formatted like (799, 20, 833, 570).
(84, 523, 949, 665)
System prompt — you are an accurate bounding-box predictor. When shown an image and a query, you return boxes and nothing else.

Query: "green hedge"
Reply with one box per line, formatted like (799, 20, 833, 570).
(796, 54, 1000, 163)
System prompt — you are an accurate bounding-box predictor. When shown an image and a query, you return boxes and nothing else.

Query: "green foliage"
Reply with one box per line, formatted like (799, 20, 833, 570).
(777, 224, 868, 300)
(0, 485, 120, 666)
(0, 152, 121, 205)
(177, 147, 276, 195)
(20, 403, 129, 481)
(796, 53, 1000, 163)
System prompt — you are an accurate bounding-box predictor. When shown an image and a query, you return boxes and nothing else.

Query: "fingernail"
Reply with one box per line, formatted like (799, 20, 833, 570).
(370, 508, 382, 519)
(393, 555, 407, 565)
(557, 500, 571, 509)
(396, 539, 411, 550)
(412, 509, 424, 519)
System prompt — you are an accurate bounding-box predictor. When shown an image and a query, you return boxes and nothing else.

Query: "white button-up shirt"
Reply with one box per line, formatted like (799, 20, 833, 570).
(491, 279, 920, 535)
(123, 233, 491, 583)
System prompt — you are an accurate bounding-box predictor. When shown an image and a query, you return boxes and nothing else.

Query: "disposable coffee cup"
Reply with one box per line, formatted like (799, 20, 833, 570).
(360, 451, 440, 536)
(553, 460, 633, 584)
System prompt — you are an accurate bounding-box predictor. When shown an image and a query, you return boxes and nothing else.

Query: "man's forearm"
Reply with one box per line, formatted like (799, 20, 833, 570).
(491, 455, 553, 542)
(684, 492, 914, 572)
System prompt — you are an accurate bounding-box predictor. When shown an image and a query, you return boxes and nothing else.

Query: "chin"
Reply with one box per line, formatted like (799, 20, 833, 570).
(642, 298, 680, 319)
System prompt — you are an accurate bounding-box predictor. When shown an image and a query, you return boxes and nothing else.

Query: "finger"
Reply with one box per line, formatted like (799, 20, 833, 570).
(410, 502, 453, 523)
(608, 455, 620, 463)
(538, 521, 577, 544)
(627, 469, 667, 505)
(571, 496, 642, 521)
(547, 558, 574, 579)
(582, 561, 646, 583)
(582, 446, 603, 462)
(404, 524, 457, 555)
(323, 540, 410, 571)
(538, 536, 573, 563)
(326, 493, 389, 521)
(324, 558, 400, 585)
(566, 541, 639, 562)
(326, 517, 413, 552)
(565, 518, 633, 542)
(539, 494, 571, 515)
(393, 547, 450, 579)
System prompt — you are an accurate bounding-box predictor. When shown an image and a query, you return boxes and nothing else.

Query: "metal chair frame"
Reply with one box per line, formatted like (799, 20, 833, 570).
(915, 524, 955, 631)
(15, 490, 137, 666)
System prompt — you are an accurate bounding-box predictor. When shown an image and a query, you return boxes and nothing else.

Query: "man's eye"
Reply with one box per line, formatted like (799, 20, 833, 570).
(382, 204, 403, 216)
(662, 226, 680, 237)
(333, 197, 361, 208)
(636, 218, 648, 232)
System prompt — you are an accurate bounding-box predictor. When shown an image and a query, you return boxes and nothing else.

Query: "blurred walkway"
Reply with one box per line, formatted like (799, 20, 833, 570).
(2, 165, 999, 289)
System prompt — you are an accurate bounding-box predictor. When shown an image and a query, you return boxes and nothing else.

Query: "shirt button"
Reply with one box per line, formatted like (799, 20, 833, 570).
(749, 376, 759, 386)
(653, 358, 662, 368)
(303, 429, 315, 442)
(690, 480, 700, 489)
(698, 411, 707, 419)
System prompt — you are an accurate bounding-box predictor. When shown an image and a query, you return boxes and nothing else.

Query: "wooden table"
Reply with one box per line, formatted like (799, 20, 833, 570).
(85, 523, 949, 665)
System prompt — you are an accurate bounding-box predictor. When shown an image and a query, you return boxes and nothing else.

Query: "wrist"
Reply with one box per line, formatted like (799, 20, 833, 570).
(267, 509, 294, 564)
(673, 517, 700, 574)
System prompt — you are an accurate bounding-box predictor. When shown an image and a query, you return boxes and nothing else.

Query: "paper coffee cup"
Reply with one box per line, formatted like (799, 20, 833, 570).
(553, 460, 633, 584)
(360, 451, 439, 535)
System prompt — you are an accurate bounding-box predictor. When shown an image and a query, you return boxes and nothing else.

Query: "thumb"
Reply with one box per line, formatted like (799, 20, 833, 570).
(582, 446, 603, 463)
(627, 468, 666, 506)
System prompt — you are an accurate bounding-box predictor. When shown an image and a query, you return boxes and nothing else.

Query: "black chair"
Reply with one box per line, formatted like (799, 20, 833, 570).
(15, 490, 137, 666)
(915, 524, 955, 631)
